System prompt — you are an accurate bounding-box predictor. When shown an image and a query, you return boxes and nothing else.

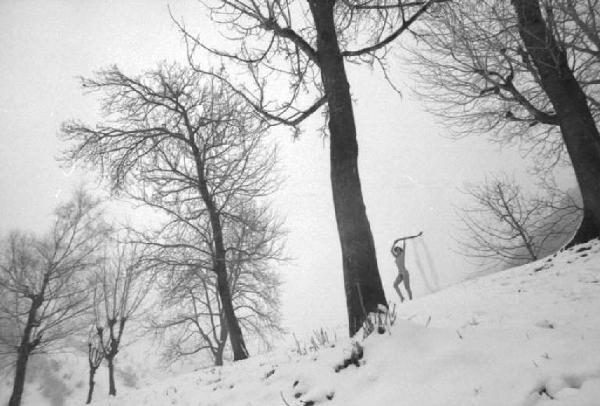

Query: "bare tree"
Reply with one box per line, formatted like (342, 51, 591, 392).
(62, 63, 279, 361)
(406, 0, 600, 246)
(511, 0, 600, 245)
(0, 190, 110, 406)
(177, 0, 449, 336)
(149, 201, 285, 367)
(458, 174, 581, 270)
(86, 329, 103, 404)
(91, 238, 153, 397)
(153, 268, 230, 366)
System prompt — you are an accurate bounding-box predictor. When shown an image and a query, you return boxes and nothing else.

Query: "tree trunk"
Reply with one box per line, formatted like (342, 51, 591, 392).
(8, 347, 30, 406)
(215, 263, 248, 360)
(107, 357, 116, 396)
(214, 322, 228, 366)
(214, 351, 224, 367)
(189, 145, 248, 361)
(512, 0, 600, 246)
(570, 207, 598, 246)
(101, 319, 123, 397)
(9, 297, 42, 406)
(308, 0, 388, 336)
(86, 367, 97, 404)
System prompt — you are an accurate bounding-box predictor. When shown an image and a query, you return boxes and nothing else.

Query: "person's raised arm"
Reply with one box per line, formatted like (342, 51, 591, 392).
(392, 232, 423, 254)
(396, 231, 423, 242)
(405, 231, 423, 240)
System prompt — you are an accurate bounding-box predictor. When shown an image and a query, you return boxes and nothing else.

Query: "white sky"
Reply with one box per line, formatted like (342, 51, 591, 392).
(0, 0, 540, 337)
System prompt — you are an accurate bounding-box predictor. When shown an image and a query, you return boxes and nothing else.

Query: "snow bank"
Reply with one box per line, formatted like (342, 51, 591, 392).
(3, 241, 600, 406)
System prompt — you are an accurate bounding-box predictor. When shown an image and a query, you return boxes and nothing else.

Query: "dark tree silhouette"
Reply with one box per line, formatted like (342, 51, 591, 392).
(86, 330, 104, 404)
(148, 202, 285, 367)
(406, 0, 600, 246)
(179, 0, 448, 336)
(511, 0, 600, 246)
(62, 64, 279, 360)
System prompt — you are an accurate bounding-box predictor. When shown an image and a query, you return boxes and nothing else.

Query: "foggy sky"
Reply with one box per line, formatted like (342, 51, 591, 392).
(0, 0, 535, 336)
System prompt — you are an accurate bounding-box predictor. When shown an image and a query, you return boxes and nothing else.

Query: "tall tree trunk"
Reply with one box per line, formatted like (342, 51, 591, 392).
(86, 367, 98, 404)
(512, 0, 600, 246)
(308, 0, 388, 336)
(570, 208, 598, 245)
(107, 357, 116, 396)
(8, 347, 30, 406)
(190, 144, 248, 361)
(215, 261, 247, 360)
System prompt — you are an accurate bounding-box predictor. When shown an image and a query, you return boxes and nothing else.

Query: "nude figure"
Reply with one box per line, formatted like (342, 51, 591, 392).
(391, 232, 422, 302)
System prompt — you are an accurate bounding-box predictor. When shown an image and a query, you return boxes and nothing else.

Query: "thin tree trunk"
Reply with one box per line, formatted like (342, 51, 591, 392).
(100, 319, 123, 397)
(497, 185, 538, 260)
(214, 322, 228, 366)
(512, 0, 600, 246)
(86, 367, 98, 404)
(308, 0, 388, 336)
(214, 351, 224, 367)
(107, 357, 116, 396)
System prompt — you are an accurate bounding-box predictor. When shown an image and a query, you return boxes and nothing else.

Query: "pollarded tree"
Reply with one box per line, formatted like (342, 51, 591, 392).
(406, 0, 600, 246)
(0, 190, 110, 406)
(62, 63, 278, 361)
(179, 0, 448, 336)
(91, 238, 153, 397)
(86, 329, 103, 404)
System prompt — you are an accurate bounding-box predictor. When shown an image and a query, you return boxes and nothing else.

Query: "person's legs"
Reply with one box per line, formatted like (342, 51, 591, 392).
(393, 273, 405, 302)
(403, 271, 413, 300)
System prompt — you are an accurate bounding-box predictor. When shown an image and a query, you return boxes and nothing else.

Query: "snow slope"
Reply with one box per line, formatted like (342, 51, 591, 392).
(3, 241, 600, 406)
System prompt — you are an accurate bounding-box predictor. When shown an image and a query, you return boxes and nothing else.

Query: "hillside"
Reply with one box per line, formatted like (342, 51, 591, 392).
(2, 241, 600, 406)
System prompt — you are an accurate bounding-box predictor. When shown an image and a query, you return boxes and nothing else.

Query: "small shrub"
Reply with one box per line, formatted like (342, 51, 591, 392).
(292, 328, 338, 355)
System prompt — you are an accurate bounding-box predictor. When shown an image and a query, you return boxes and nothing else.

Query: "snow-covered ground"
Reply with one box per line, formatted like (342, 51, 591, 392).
(2, 241, 600, 406)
